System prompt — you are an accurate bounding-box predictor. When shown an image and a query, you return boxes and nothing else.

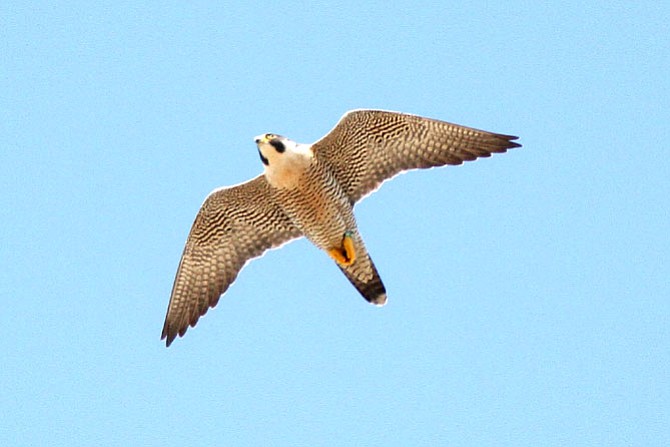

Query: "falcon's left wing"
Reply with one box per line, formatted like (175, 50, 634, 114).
(312, 110, 520, 204)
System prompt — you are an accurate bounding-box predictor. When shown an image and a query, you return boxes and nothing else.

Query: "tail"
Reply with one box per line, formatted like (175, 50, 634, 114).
(336, 234, 387, 305)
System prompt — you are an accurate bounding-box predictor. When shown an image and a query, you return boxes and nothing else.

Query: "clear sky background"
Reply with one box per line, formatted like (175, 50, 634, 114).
(2, 2, 669, 446)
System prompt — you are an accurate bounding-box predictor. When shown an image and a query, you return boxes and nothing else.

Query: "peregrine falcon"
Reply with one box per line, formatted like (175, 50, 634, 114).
(162, 109, 520, 346)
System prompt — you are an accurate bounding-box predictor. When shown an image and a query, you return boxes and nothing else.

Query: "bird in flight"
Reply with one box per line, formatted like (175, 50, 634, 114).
(162, 109, 520, 346)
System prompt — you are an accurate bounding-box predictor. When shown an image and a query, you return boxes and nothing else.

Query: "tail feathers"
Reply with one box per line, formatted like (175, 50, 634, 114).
(338, 253, 387, 305)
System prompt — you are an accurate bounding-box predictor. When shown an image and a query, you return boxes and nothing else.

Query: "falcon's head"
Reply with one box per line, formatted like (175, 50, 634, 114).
(254, 133, 289, 167)
(254, 133, 314, 188)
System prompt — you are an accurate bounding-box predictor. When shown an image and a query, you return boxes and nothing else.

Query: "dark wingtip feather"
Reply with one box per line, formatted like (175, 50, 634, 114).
(486, 134, 521, 154)
(161, 323, 178, 347)
(504, 135, 522, 149)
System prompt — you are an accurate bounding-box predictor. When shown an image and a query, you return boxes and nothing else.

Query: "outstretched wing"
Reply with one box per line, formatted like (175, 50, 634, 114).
(312, 109, 521, 204)
(162, 175, 302, 346)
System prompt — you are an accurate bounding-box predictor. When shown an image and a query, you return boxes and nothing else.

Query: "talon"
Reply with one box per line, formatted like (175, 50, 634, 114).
(327, 231, 357, 266)
(342, 231, 356, 264)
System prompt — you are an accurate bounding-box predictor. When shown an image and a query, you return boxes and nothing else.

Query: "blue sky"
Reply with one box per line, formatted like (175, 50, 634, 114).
(2, 1, 669, 446)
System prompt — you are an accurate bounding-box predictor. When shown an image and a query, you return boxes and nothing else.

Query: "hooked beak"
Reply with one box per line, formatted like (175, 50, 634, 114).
(254, 134, 269, 145)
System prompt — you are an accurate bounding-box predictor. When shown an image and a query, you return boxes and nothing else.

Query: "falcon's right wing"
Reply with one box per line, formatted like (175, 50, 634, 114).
(162, 175, 302, 347)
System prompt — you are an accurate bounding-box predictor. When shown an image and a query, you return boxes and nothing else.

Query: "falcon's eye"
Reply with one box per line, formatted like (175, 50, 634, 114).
(269, 139, 285, 153)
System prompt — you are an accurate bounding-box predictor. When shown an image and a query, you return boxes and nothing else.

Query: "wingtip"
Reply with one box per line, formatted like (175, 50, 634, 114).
(507, 135, 522, 149)
(161, 326, 177, 348)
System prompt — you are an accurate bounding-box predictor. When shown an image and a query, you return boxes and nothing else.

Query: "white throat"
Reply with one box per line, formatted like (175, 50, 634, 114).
(261, 141, 314, 189)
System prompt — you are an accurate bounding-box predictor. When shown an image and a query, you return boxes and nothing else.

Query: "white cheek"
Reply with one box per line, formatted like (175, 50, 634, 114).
(260, 144, 282, 166)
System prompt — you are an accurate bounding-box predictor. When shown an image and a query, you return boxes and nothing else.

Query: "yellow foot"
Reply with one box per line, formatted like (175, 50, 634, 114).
(327, 231, 357, 267)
